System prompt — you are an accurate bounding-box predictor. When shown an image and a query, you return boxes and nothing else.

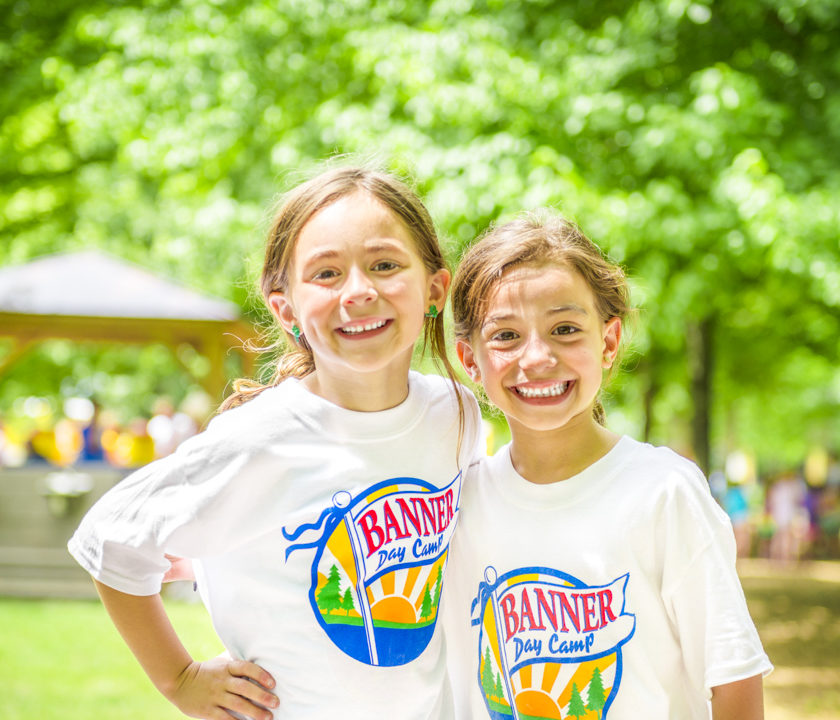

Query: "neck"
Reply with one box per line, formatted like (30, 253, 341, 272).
(301, 354, 413, 412)
(507, 412, 621, 485)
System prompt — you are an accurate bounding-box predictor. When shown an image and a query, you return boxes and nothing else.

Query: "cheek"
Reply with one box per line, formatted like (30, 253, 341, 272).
(295, 289, 336, 323)
(566, 345, 604, 374)
(389, 276, 425, 301)
(479, 350, 515, 380)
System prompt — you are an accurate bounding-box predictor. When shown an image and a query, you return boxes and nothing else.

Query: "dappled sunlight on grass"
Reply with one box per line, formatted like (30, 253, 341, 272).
(739, 561, 840, 718)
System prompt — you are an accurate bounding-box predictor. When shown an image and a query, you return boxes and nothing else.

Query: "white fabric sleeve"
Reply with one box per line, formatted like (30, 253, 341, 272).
(660, 463, 773, 696)
(67, 420, 273, 596)
(460, 387, 485, 467)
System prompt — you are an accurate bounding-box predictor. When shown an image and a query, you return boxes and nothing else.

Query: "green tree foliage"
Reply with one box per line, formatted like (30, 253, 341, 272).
(432, 564, 442, 605)
(568, 682, 587, 719)
(317, 564, 343, 615)
(587, 666, 606, 716)
(341, 587, 355, 616)
(2, 0, 838, 466)
(420, 583, 433, 620)
(480, 645, 496, 699)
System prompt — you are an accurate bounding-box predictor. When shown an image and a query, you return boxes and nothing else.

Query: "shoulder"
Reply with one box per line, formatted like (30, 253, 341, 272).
(623, 438, 730, 535)
(410, 371, 474, 402)
(620, 437, 708, 492)
(410, 372, 481, 422)
(186, 380, 303, 456)
(461, 445, 508, 496)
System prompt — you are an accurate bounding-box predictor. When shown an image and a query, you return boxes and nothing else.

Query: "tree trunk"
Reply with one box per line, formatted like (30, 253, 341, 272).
(641, 353, 658, 443)
(687, 317, 713, 475)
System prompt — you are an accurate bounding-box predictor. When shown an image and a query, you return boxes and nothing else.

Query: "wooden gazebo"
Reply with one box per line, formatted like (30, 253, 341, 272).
(0, 250, 258, 403)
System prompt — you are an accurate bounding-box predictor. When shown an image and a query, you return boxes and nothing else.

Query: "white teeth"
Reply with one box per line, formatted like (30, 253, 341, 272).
(515, 382, 569, 398)
(342, 319, 387, 334)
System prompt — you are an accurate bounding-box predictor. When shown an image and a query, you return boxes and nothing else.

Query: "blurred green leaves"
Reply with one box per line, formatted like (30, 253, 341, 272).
(1, 0, 838, 465)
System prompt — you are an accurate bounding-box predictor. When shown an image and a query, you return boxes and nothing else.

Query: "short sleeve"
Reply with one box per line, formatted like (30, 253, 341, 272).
(660, 463, 772, 695)
(460, 387, 485, 468)
(67, 415, 277, 595)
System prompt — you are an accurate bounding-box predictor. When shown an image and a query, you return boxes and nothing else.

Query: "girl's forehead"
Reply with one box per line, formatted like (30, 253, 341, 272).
(492, 261, 577, 296)
(483, 262, 596, 312)
(293, 191, 419, 261)
(304, 191, 403, 233)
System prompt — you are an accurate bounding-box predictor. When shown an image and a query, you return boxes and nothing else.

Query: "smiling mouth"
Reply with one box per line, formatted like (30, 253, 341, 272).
(513, 381, 571, 398)
(339, 319, 389, 335)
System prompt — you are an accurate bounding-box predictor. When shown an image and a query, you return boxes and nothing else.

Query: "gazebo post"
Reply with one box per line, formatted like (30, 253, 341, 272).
(202, 336, 227, 404)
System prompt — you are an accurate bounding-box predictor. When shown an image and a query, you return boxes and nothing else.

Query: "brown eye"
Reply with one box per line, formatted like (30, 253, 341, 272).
(491, 330, 518, 342)
(313, 269, 339, 281)
(372, 261, 399, 272)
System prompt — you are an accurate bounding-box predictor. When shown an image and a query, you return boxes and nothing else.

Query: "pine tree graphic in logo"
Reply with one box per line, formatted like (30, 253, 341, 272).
(568, 684, 586, 720)
(587, 667, 606, 715)
(318, 565, 344, 615)
(471, 566, 635, 719)
(284, 474, 461, 666)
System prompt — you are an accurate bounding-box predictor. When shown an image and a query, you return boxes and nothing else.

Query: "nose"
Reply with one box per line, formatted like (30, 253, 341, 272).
(519, 333, 557, 371)
(341, 265, 377, 305)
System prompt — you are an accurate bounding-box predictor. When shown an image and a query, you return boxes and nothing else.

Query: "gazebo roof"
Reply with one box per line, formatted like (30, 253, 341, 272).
(0, 250, 257, 401)
(0, 249, 239, 320)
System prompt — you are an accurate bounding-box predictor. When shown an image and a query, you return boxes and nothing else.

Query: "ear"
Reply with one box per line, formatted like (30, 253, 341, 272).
(267, 291, 298, 336)
(456, 339, 481, 383)
(426, 268, 451, 312)
(602, 316, 622, 369)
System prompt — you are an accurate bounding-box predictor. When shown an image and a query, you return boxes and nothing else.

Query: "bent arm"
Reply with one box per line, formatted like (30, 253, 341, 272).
(94, 580, 193, 699)
(711, 674, 764, 720)
(94, 580, 278, 720)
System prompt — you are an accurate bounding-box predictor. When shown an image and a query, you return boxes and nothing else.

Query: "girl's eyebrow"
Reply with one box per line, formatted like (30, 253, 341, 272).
(483, 305, 589, 327)
(363, 239, 412, 255)
(304, 240, 407, 265)
(301, 249, 340, 265)
(302, 241, 410, 266)
(481, 313, 515, 328)
(481, 303, 589, 329)
(549, 304, 589, 315)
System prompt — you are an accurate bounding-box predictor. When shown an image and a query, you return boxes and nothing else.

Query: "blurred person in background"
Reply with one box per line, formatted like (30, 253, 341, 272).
(767, 470, 808, 564)
(80, 401, 105, 463)
(147, 397, 198, 459)
(111, 417, 155, 468)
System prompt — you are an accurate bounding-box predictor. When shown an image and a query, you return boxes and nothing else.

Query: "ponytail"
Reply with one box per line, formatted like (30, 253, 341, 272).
(219, 334, 314, 412)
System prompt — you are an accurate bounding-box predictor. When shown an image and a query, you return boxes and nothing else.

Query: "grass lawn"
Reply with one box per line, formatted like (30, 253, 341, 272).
(0, 592, 223, 720)
(2, 563, 839, 719)
(739, 561, 840, 720)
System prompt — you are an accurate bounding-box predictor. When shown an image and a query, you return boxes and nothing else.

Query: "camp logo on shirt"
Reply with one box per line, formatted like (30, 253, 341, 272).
(471, 566, 636, 720)
(283, 473, 462, 666)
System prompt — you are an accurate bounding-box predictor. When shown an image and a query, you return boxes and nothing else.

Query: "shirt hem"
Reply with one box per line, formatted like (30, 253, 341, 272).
(706, 658, 774, 691)
(67, 536, 162, 596)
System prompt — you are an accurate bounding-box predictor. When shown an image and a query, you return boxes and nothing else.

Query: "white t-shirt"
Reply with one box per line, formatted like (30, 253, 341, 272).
(69, 371, 482, 719)
(443, 436, 771, 720)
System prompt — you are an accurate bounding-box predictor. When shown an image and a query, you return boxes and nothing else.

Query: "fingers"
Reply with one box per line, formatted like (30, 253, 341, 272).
(228, 677, 279, 714)
(225, 660, 278, 717)
(228, 659, 276, 692)
(221, 689, 277, 720)
(172, 658, 278, 720)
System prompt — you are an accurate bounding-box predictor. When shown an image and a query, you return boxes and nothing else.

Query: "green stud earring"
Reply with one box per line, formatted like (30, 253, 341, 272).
(292, 325, 302, 342)
(424, 304, 438, 319)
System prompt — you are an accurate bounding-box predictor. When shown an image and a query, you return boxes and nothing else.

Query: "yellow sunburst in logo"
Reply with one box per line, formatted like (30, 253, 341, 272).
(507, 657, 616, 718)
(286, 475, 463, 667)
(316, 509, 446, 626)
(477, 571, 627, 719)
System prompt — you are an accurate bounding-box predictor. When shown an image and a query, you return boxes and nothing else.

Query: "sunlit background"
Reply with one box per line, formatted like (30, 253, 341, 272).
(1, 1, 838, 718)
